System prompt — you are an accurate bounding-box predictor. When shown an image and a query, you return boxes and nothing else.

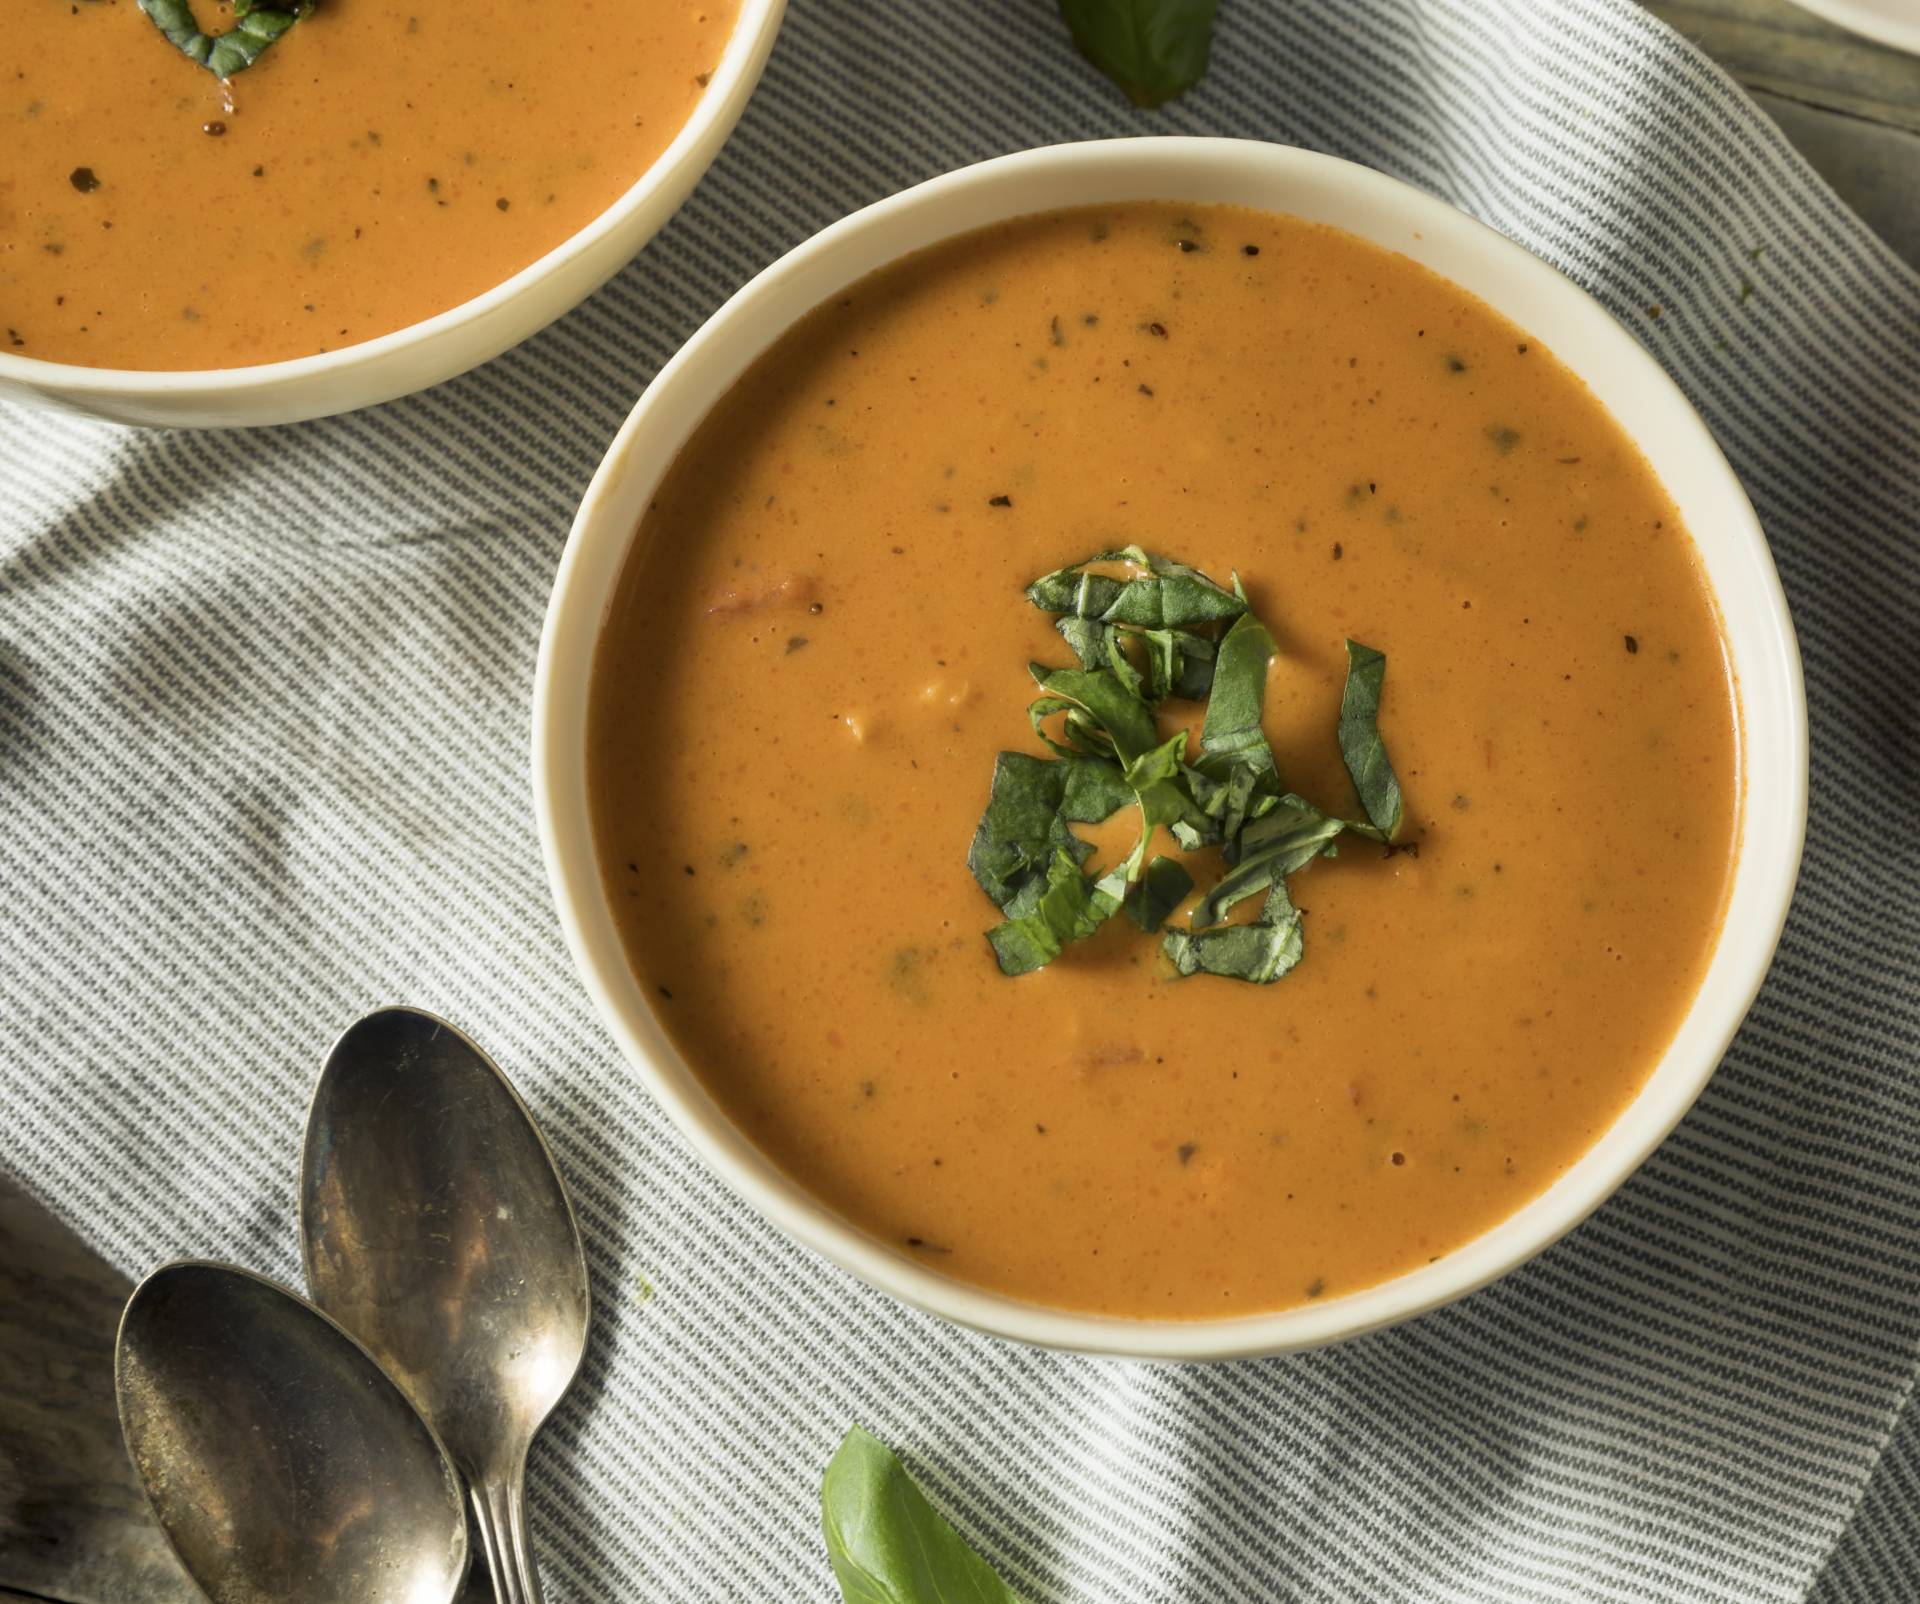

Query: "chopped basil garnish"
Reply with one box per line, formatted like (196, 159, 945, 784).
(138, 0, 313, 78)
(970, 550, 1405, 983)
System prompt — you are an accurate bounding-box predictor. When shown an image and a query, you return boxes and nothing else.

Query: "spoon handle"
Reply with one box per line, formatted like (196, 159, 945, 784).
(472, 1459, 545, 1604)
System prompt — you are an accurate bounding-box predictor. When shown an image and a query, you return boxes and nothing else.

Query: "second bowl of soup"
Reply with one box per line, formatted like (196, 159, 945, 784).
(534, 138, 1805, 1359)
(0, 0, 783, 426)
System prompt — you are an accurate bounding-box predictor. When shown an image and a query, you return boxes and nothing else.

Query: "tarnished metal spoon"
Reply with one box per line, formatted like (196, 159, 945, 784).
(300, 1008, 591, 1604)
(115, 1260, 470, 1604)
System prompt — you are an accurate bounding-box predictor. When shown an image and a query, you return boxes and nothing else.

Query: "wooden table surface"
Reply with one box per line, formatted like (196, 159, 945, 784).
(2, 4, 1914, 1600)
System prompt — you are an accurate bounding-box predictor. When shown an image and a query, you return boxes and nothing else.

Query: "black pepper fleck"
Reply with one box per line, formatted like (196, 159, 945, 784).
(69, 167, 100, 193)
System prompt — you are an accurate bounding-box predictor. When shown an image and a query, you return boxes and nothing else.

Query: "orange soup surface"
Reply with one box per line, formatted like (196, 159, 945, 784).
(4, 0, 736, 369)
(589, 204, 1741, 1318)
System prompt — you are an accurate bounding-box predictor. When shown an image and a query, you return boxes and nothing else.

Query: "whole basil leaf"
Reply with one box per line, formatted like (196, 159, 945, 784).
(1058, 0, 1219, 109)
(1338, 639, 1403, 840)
(822, 1425, 1028, 1604)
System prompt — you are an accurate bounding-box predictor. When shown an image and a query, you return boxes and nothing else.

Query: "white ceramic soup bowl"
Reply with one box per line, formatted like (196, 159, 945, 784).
(534, 137, 1807, 1361)
(0, 0, 784, 430)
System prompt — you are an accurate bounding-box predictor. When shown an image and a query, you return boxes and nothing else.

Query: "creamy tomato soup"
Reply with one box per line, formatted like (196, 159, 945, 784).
(588, 204, 1740, 1318)
(5, 0, 735, 369)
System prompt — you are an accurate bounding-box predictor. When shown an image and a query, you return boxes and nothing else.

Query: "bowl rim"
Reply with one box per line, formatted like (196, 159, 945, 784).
(0, 0, 784, 398)
(532, 135, 1809, 1361)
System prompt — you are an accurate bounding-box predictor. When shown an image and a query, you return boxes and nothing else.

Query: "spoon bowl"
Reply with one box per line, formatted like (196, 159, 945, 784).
(115, 1261, 470, 1604)
(301, 1007, 590, 1604)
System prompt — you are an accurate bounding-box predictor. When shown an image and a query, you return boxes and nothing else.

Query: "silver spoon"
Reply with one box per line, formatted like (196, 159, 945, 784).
(115, 1260, 470, 1604)
(300, 1007, 591, 1604)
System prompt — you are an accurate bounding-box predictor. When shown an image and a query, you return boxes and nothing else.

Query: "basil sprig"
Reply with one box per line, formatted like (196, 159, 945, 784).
(822, 1425, 1028, 1603)
(138, 0, 314, 77)
(969, 549, 1405, 983)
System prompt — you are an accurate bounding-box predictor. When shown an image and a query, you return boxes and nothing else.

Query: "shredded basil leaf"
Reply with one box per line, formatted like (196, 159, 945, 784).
(1125, 855, 1193, 932)
(1026, 662, 1161, 763)
(967, 752, 1129, 915)
(138, 0, 313, 77)
(1026, 546, 1245, 629)
(1339, 638, 1403, 840)
(987, 849, 1124, 976)
(822, 1425, 1028, 1604)
(1164, 880, 1305, 983)
(1056, 0, 1218, 110)
(1199, 610, 1280, 778)
(1189, 795, 1346, 928)
(1055, 616, 1217, 704)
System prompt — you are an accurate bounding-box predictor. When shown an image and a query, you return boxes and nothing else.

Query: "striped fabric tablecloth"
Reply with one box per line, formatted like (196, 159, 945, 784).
(3, 2, 1915, 1598)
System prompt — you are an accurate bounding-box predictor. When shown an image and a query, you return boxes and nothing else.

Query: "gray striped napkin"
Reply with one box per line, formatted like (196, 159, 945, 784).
(2, 1, 1915, 1598)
